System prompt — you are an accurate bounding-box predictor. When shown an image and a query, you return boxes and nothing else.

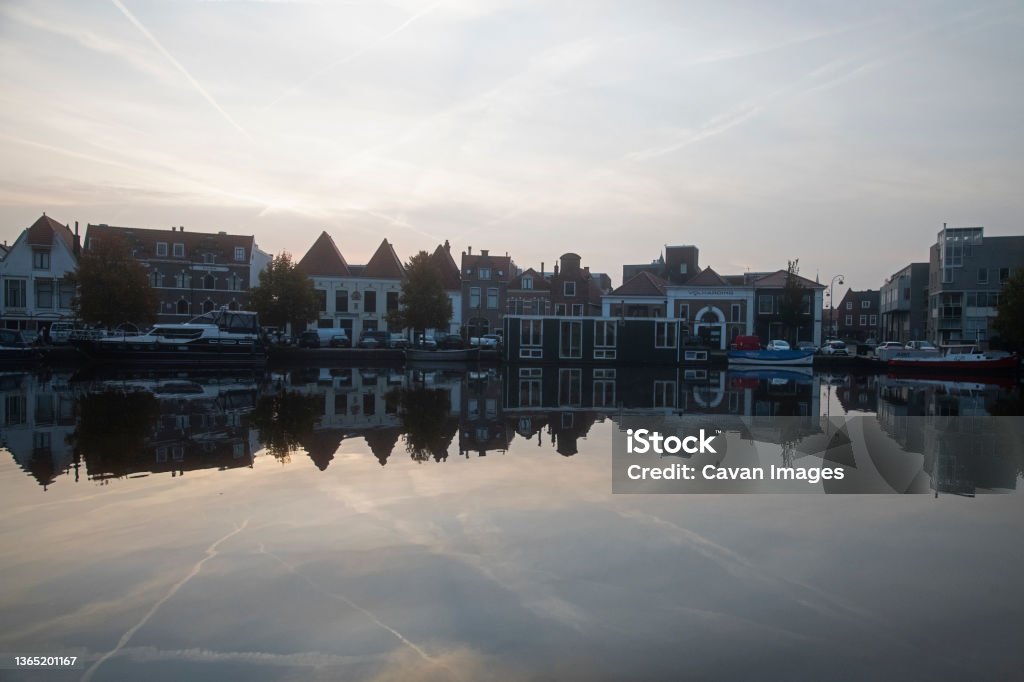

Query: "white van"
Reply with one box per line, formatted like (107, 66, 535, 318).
(315, 327, 350, 348)
(49, 321, 78, 344)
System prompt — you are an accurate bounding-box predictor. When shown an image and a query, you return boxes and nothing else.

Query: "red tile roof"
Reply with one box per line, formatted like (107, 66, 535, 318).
(611, 270, 667, 297)
(363, 238, 405, 279)
(26, 214, 75, 252)
(298, 231, 351, 277)
(685, 266, 730, 286)
(430, 243, 461, 290)
(508, 267, 551, 291)
(84, 224, 254, 261)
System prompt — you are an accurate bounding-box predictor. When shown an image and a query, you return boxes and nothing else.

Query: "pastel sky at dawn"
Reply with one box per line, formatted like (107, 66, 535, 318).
(1, 0, 1022, 296)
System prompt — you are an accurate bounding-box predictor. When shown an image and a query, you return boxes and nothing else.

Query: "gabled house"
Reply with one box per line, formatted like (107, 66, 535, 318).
(506, 267, 551, 316)
(429, 241, 462, 335)
(548, 252, 603, 316)
(299, 233, 406, 339)
(665, 266, 755, 349)
(0, 214, 80, 333)
(834, 289, 880, 342)
(461, 247, 513, 338)
(83, 223, 271, 323)
(748, 270, 825, 346)
(602, 271, 668, 318)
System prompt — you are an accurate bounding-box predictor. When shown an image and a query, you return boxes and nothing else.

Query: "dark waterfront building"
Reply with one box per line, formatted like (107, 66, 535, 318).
(502, 315, 695, 364)
(834, 289, 880, 342)
(461, 247, 514, 338)
(880, 263, 929, 343)
(84, 224, 271, 323)
(548, 252, 605, 317)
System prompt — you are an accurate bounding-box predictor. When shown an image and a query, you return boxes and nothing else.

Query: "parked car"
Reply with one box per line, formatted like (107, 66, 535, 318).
(905, 340, 938, 351)
(731, 335, 761, 351)
(357, 330, 388, 349)
(49, 321, 79, 344)
(297, 331, 321, 348)
(766, 339, 791, 351)
(388, 333, 409, 349)
(328, 334, 350, 348)
(820, 340, 849, 356)
(797, 341, 817, 351)
(470, 334, 503, 348)
(434, 333, 465, 350)
(415, 335, 439, 350)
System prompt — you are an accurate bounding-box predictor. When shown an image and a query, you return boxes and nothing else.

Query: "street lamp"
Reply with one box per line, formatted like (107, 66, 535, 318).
(827, 274, 844, 339)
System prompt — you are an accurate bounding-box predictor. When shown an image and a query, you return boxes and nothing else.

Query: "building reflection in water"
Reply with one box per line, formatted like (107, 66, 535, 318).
(0, 366, 1020, 493)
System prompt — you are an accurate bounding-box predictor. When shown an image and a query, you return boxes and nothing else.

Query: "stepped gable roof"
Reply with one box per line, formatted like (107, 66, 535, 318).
(26, 214, 75, 251)
(685, 266, 731, 286)
(753, 269, 825, 289)
(298, 231, 351, 277)
(430, 243, 461, 290)
(509, 267, 551, 291)
(362, 238, 405, 279)
(610, 270, 667, 297)
(84, 223, 254, 258)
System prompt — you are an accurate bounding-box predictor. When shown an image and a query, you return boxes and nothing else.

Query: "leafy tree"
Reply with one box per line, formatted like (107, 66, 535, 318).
(387, 251, 452, 338)
(68, 234, 158, 328)
(778, 259, 807, 344)
(992, 268, 1024, 351)
(249, 252, 318, 334)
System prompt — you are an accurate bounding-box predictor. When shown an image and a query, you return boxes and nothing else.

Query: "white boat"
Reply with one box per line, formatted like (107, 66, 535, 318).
(727, 349, 815, 366)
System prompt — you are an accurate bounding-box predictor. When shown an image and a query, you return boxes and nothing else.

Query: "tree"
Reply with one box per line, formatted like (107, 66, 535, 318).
(387, 251, 452, 338)
(249, 252, 318, 334)
(68, 234, 158, 328)
(992, 268, 1024, 351)
(778, 259, 807, 344)
(246, 388, 323, 462)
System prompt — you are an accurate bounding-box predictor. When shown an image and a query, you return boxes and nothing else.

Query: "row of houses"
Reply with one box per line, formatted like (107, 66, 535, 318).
(827, 225, 1024, 347)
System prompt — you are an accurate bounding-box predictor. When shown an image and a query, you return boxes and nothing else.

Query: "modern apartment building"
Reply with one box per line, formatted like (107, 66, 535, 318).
(880, 263, 929, 343)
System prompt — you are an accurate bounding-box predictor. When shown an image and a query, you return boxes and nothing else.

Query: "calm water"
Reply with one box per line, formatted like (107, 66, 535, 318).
(1, 366, 1023, 681)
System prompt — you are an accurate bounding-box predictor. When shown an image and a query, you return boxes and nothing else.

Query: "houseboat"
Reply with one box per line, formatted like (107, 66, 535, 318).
(72, 310, 267, 367)
(887, 345, 1017, 373)
(502, 315, 705, 365)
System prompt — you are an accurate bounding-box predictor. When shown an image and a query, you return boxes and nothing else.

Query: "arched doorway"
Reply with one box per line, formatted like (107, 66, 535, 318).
(693, 306, 726, 349)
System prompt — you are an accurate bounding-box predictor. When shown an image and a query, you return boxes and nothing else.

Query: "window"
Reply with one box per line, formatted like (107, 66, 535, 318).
(203, 274, 216, 289)
(234, 247, 245, 262)
(32, 250, 50, 269)
(58, 279, 75, 308)
(558, 368, 582, 406)
(150, 270, 161, 287)
(202, 253, 215, 264)
(859, 315, 866, 326)
(173, 243, 185, 258)
(479, 267, 491, 280)
(335, 290, 348, 312)
(202, 299, 215, 313)
(870, 315, 877, 325)
(364, 290, 377, 313)
(845, 314, 852, 326)
(469, 287, 480, 309)
(653, 381, 676, 408)
(564, 281, 576, 297)
(655, 321, 677, 348)
(594, 320, 617, 360)
(487, 287, 498, 309)
(978, 267, 988, 284)
(522, 277, 533, 289)
(318, 318, 334, 328)
(519, 368, 543, 406)
(387, 291, 399, 312)
(156, 242, 168, 257)
(678, 304, 689, 321)
(229, 273, 243, 291)
(861, 300, 870, 309)
(35, 280, 54, 308)
(1000, 267, 1011, 283)
(731, 304, 741, 322)
(521, 319, 543, 346)
(554, 303, 567, 316)
(4, 279, 26, 308)
(315, 290, 327, 312)
(571, 304, 583, 316)
(176, 299, 190, 315)
(845, 301, 852, 310)
(559, 320, 582, 359)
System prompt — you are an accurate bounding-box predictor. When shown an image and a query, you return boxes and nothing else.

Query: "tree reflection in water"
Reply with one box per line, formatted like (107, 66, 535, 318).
(393, 386, 458, 463)
(69, 390, 160, 482)
(247, 389, 323, 462)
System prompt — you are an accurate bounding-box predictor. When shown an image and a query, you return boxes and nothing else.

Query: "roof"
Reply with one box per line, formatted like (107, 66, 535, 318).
(752, 269, 825, 289)
(685, 266, 730, 286)
(298, 231, 351, 277)
(362, 239, 405, 279)
(610, 270, 668, 297)
(508, 267, 551, 291)
(26, 214, 76, 252)
(462, 252, 512, 277)
(84, 224, 254, 260)
(430, 243, 461, 290)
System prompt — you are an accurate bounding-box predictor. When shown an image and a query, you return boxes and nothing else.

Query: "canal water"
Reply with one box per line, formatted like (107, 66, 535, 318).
(1, 367, 1022, 681)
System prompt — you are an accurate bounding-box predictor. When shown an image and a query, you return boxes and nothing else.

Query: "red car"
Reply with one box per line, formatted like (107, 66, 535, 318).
(732, 335, 761, 351)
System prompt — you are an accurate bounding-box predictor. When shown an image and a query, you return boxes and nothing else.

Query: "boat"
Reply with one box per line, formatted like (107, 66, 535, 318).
(727, 366, 814, 383)
(727, 349, 815, 367)
(72, 310, 267, 367)
(887, 345, 1017, 373)
(405, 347, 481, 363)
(0, 329, 43, 364)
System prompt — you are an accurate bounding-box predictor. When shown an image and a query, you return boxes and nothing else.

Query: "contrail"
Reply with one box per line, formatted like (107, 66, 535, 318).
(81, 520, 251, 682)
(110, 0, 252, 140)
(261, 1, 443, 112)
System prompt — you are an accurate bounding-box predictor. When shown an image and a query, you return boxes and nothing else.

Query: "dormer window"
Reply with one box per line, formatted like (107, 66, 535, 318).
(234, 247, 245, 262)
(479, 267, 491, 280)
(156, 242, 168, 257)
(522, 277, 533, 289)
(564, 281, 576, 297)
(32, 249, 50, 270)
(173, 243, 185, 258)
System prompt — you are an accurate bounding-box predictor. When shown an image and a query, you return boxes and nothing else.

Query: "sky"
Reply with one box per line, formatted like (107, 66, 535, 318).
(1, 0, 1022, 300)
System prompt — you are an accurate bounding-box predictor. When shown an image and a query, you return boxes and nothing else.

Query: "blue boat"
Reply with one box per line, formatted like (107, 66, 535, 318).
(727, 349, 815, 366)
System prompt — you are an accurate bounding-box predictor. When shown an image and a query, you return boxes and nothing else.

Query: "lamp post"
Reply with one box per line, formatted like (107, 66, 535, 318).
(828, 274, 844, 340)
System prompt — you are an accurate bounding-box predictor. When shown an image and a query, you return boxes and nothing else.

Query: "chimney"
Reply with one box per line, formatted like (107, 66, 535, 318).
(541, 262, 545, 276)
(444, 239, 450, 252)
(468, 246, 472, 255)
(481, 249, 489, 257)
(73, 221, 81, 257)
(180, 226, 185, 232)
(172, 226, 176, 232)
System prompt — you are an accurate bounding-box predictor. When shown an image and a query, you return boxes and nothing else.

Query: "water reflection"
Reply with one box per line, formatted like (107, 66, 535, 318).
(0, 367, 1020, 493)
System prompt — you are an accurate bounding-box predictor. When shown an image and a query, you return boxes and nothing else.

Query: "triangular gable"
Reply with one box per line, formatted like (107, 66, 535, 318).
(430, 244, 461, 290)
(362, 239, 405, 279)
(611, 270, 667, 297)
(753, 269, 824, 289)
(298, 231, 351, 277)
(686, 266, 730, 286)
(26, 214, 75, 252)
(510, 267, 551, 291)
